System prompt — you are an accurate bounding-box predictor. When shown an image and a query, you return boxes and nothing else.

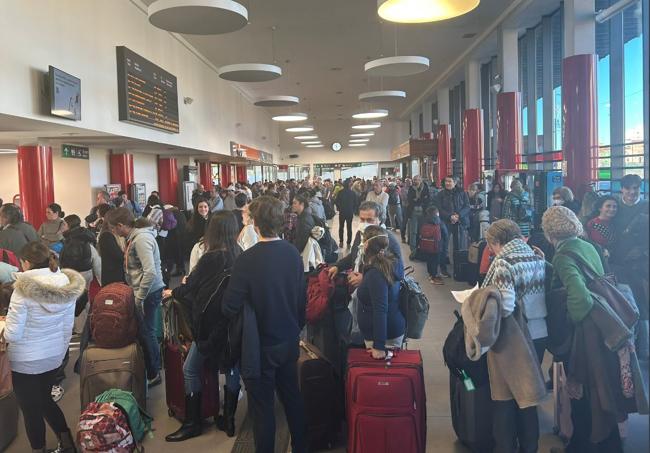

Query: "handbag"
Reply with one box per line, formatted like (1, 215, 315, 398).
(545, 287, 573, 357)
(563, 251, 640, 329)
(0, 323, 12, 397)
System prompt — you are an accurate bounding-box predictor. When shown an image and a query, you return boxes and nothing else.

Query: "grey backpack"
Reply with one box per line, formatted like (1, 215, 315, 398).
(399, 267, 430, 340)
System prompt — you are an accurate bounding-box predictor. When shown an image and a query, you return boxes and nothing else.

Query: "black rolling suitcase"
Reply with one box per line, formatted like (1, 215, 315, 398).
(0, 392, 18, 452)
(297, 341, 342, 450)
(449, 372, 494, 453)
(453, 250, 471, 283)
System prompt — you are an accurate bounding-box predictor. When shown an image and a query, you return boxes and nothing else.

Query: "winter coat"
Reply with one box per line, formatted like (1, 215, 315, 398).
(502, 191, 532, 237)
(98, 231, 125, 285)
(309, 197, 326, 222)
(406, 184, 431, 218)
(37, 218, 66, 245)
(4, 267, 85, 368)
(14, 222, 38, 243)
(60, 226, 97, 272)
(335, 229, 404, 280)
(124, 227, 164, 303)
(293, 208, 316, 254)
(0, 223, 37, 255)
(335, 188, 358, 217)
(437, 188, 471, 230)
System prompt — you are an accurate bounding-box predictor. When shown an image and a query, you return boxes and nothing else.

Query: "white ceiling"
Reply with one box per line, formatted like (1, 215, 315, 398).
(140, 0, 516, 152)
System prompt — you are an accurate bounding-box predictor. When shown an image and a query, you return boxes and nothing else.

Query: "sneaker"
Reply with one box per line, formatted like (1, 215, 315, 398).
(440, 270, 451, 278)
(147, 373, 162, 388)
(431, 277, 444, 285)
(51, 385, 65, 402)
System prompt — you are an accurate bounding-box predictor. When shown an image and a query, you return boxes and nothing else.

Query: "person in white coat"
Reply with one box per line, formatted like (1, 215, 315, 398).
(2, 241, 85, 453)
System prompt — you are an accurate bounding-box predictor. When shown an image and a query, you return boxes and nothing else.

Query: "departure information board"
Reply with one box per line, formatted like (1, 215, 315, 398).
(116, 46, 179, 133)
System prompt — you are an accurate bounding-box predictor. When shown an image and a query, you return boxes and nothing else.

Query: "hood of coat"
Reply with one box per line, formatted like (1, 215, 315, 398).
(64, 226, 96, 244)
(13, 268, 86, 310)
(128, 226, 157, 243)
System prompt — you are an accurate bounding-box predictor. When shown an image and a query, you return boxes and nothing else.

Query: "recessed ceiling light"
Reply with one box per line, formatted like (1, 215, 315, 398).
(306, 144, 324, 148)
(352, 109, 389, 119)
(294, 135, 318, 140)
(218, 63, 282, 82)
(365, 56, 429, 77)
(359, 90, 407, 102)
(349, 143, 368, 147)
(350, 138, 370, 143)
(148, 0, 249, 34)
(286, 126, 314, 132)
(301, 141, 322, 145)
(352, 123, 381, 130)
(272, 113, 308, 122)
(377, 0, 480, 23)
(350, 132, 375, 137)
(254, 95, 299, 107)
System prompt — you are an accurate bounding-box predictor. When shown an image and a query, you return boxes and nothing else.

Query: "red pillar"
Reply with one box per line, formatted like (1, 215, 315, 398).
(437, 124, 452, 185)
(109, 153, 134, 191)
(462, 109, 483, 189)
(220, 164, 231, 187)
(198, 162, 213, 192)
(236, 165, 247, 184)
(496, 92, 522, 170)
(563, 54, 598, 191)
(157, 157, 178, 205)
(17, 145, 54, 229)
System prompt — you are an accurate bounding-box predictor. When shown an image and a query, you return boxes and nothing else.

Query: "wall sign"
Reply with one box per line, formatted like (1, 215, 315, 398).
(230, 141, 273, 164)
(61, 144, 89, 159)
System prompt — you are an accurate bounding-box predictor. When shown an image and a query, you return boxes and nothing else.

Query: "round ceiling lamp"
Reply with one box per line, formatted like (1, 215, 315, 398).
(377, 0, 480, 23)
(350, 132, 375, 137)
(350, 138, 370, 143)
(349, 143, 368, 147)
(358, 90, 407, 103)
(306, 144, 324, 148)
(218, 64, 282, 82)
(294, 135, 318, 140)
(286, 126, 314, 132)
(352, 109, 389, 119)
(148, 0, 248, 35)
(254, 95, 299, 107)
(272, 113, 307, 122)
(352, 123, 381, 130)
(301, 141, 322, 145)
(365, 56, 429, 77)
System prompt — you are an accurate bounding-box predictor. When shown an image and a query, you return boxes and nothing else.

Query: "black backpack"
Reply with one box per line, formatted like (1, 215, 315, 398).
(512, 194, 531, 223)
(60, 237, 92, 272)
(442, 310, 489, 387)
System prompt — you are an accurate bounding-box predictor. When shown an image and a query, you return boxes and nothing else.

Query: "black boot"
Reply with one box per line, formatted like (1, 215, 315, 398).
(216, 386, 239, 437)
(165, 393, 203, 442)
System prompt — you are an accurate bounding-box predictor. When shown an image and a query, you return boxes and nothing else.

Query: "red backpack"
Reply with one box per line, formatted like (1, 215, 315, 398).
(419, 223, 442, 254)
(0, 249, 20, 269)
(90, 283, 138, 349)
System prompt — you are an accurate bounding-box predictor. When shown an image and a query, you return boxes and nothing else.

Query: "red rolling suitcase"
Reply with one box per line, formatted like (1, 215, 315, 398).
(346, 349, 426, 453)
(163, 341, 220, 421)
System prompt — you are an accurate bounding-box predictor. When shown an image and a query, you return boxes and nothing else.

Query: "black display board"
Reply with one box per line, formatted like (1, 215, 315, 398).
(116, 46, 179, 133)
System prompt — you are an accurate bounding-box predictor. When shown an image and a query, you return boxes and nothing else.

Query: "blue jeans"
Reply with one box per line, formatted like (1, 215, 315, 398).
(184, 341, 241, 395)
(137, 288, 163, 378)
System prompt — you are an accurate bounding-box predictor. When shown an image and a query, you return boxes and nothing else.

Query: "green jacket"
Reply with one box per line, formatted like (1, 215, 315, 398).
(551, 237, 604, 322)
(95, 389, 152, 442)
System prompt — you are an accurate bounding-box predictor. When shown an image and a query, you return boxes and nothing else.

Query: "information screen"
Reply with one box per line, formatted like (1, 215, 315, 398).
(116, 46, 179, 133)
(49, 66, 81, 121)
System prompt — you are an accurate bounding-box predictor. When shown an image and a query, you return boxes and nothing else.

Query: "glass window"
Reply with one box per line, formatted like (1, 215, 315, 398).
(519, 37, 529, 151)
(551, 9, 563, 151)
(432, 101, 438, 130)
(535, 26, 544, 153)
(623, 2, 644, 145)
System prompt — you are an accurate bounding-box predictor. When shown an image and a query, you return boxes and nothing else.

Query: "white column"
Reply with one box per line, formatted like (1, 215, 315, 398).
(497, 26, 519, 92)
(564, 0, 596, 56)
(437, 88, 450, 125)
(422, 101, 433, 134)
(410, 111, 420, 138)
(465, 60, 481, 109)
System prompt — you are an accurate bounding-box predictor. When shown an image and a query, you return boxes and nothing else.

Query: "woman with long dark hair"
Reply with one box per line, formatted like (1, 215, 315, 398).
(186, 198, 212, 271)
(163, 211, 242, 441)
(357, 225, 406, 359)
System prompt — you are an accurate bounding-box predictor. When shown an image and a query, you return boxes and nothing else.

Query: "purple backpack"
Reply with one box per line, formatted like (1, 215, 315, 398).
(162, 209, 178, 231)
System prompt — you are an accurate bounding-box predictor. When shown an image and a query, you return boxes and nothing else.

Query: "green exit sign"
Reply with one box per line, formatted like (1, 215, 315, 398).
(62, 144, 89, 159)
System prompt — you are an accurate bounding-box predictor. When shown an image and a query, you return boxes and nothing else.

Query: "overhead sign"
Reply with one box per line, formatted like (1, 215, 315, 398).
(230, 141, 273, 164)
(61, 144, 89, 159)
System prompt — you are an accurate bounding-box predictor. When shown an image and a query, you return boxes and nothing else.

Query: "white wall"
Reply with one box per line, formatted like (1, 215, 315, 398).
(0, 155, 19, 203)
(0, 0, 279, 160)
(132, 153, 159, 197)
(52, 152, 92, 218)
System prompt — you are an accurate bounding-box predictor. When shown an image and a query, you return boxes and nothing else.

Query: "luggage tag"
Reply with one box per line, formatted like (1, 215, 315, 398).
(461, 370, 475, 392)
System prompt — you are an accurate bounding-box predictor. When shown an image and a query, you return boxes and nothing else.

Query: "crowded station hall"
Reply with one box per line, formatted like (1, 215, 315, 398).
(0, 0, 648, 452)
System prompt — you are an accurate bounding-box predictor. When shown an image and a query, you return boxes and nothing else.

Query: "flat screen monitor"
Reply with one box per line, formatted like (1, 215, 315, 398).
(49, 66, 81, 121)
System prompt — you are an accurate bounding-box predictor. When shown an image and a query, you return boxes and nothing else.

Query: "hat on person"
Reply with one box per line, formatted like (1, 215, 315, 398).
(541, 205, 584, 241)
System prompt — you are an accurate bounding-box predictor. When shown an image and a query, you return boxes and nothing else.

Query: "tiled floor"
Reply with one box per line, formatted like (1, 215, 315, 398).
(6, 216, 649, 452)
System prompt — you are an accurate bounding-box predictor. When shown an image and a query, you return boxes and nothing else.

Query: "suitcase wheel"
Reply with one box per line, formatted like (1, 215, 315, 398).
(168, 408, 175, 417)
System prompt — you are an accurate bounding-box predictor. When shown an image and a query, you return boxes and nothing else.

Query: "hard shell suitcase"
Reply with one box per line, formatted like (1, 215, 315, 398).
(453, 250, 470, 283)
(346, 349, 426, 453)
(0, 391, 18, 452)
(79, 342, 146, 410)
(297, 341, 342, 451)
(449, 371, 494, 452)
(163, 340, 220, 421)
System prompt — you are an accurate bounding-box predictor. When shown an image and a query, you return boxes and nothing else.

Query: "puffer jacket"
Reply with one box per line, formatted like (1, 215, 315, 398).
(125, 227, 165, 303)
(4, 267, 85, 365)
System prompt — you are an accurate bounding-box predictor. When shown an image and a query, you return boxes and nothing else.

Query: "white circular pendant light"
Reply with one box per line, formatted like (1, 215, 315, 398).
(350, 138, 370, 143)
(352, 123, 381, 130)
(219, 64, 282, 82)
(350, 132, 375, 137)
(272, 113, 307, 122)
(294, 135, 318, 140)
(286, 126, 314, 132)
(349, 143, 368, 147)
(377, 0, 480, 23)
(148, 0, 248, 35)
(254, 96, 299, 107)
(365, 56, 430, 77)
(352, 109, 389, 119)
(358, 90, 407, 102)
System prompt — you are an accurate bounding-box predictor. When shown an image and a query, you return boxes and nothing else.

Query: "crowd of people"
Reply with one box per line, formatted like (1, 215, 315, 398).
(0, 170, 647, 453)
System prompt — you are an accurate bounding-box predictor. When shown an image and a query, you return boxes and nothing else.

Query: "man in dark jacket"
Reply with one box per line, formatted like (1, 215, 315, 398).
(291, 192, 315, 254)
(335, 179, 358, 248)
(406, 175, 431, 257)
(437, 175, 471, 277)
